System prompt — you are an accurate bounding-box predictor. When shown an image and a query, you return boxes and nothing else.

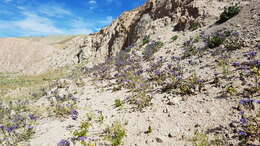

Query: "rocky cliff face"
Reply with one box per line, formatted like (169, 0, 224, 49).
(65, 0, 201, 65)
(0, 0, 226, 74)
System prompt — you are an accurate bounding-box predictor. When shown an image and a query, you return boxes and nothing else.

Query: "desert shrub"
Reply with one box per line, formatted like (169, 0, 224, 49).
(219, 4, 240, 23)
(143, 41, 164, 59)
(73, 121, 91, 138)
(0, 100, 37, 145)
(145, 126, 152, 134)
(142, 35, 150, 45)
(235, 100, 260, 145)
(114, 99, 124, 108)
(129, 91, 152, 110)
(207, 35, 225, 48)
(48, 91, 77, 117)
(190, 21, 201, 31)
(104, 121, 126, 146)
(192, 132, 211, 146)
(171, 35, 178, 41)
(224, 33, 244, 51)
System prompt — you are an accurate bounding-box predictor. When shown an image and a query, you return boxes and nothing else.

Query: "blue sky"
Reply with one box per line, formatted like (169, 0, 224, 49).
(0, 0, 147, 37)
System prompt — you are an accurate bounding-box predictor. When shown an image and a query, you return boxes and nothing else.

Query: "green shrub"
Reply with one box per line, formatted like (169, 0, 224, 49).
(145, 126, 152, 134)
(207, 35, 225, 48)
(130, 91, 152, 110)
(219, 4, 240, 23)
(142, 36, 150, 45)
(190, 22, 201, 31)
(104, 121, 126, 146)
(114, 99, 124, 108)
(73, 121, 91, 138)
(192, 132, 211, 146)
(171, 35, 178, 41)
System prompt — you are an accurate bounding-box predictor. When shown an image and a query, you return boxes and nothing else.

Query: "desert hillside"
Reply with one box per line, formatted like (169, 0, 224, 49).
(0, 0, 259, 146)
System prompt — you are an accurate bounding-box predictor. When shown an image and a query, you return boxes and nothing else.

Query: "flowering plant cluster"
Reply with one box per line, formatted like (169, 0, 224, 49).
(234, 99, 260, 145)
(0, 100, 37, 145)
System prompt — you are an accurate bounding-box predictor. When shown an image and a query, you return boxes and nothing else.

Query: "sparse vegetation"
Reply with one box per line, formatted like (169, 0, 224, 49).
(142, 35, 150, 45)
(207, 35, 225, 48)
(190, 21, 201, 31)
(0, 99, 37, 145)
(219, 4, 240, 23)
(192, 132, 211, 146)
(73, 121, 91, 138)
(171, 35, 178, 41)
(104, 121, 126, 146)
(114, 99, 124, 108)
(145, 125, 152, 134)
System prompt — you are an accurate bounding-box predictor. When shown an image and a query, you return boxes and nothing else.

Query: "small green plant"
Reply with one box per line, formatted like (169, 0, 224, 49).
(104, 121, 126, 146)
(179, 82, 194, 95)
(142, 35, 150, 45)
(225, 84, 237, 96)
(218, 59, 230, 79)
(207, 35, 225, 48)
(219, 4, 240, 23)
(114, 99, 124, 108)
(192, 132, 211, 146)
(50, 96, 77, 117)
(145, 125, 152, 134)
(73, 121, 91, 138)
(171, 35, 178, 41)
(190, 21, 201, 31)
(130, 91, 152, 110)
(97, 112, 104, 123)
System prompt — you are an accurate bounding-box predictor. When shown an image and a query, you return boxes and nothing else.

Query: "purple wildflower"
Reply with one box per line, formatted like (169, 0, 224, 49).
(29, 114, 37, 120)
(167, 64, 173, 69)
(27, 125, 33, 130)
(71, 109, 79, 120)
(0, 125, 4, 131)
(232, 31, 240, 36)
(246, 51, 257, 57)
(238, 131, 247, 136)
(71, 109, 78, 115)
(239, 111, 245, 115)
(136, 69, 144, 75)
(114, 73, 119, 77)
(14, 115, 24, 121)
(79, 136, 87, 141)
(239, 99, 254, 104)
(239, 66, 250, 70)
(255, 100, 260, 104)
(6, 125, 18, 133)
(232, 62, 240, 67)
(240, 118, 247, 124)
(58, 139, 70, 146)
(154, 70, 161, 76)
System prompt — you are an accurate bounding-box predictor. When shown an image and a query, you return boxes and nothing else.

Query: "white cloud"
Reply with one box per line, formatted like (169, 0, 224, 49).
(0, 1, 114, 37)
(38, 5, 72, 17)
(89, 0, 96, 4)
(13, 12, 63, 35)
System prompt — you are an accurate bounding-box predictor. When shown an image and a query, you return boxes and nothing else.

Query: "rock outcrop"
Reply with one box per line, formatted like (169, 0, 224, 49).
(65, 0, 201, 65)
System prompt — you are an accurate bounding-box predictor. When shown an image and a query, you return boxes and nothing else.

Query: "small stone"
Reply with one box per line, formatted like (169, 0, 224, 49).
(194, 124, 200, 128)
(168, 133, 173, 138)
(155, 137, 163, 143)
(163, 108, 168, 113)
